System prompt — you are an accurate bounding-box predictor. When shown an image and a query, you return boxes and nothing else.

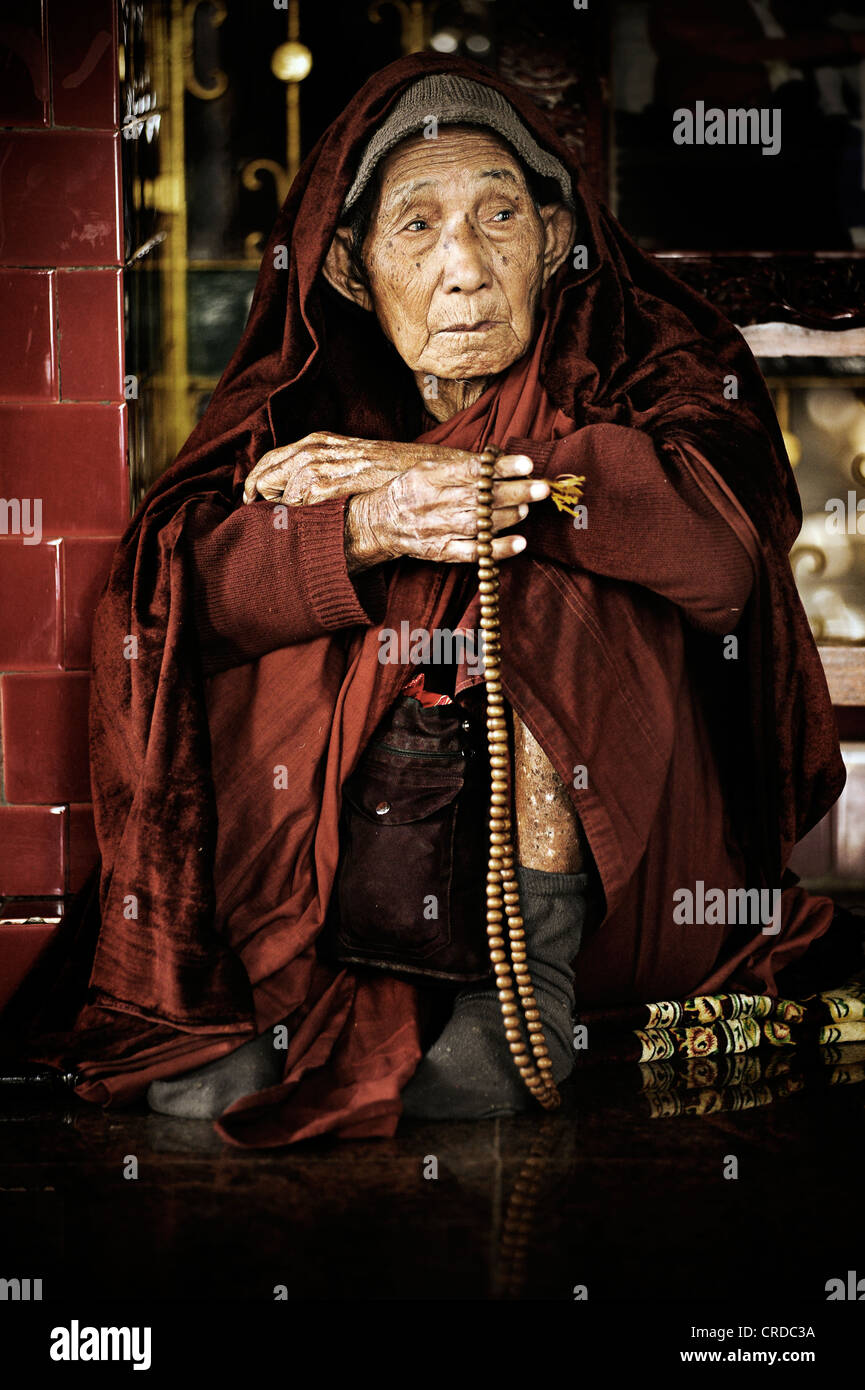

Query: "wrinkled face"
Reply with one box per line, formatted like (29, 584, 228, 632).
(342, 127, 574, 380)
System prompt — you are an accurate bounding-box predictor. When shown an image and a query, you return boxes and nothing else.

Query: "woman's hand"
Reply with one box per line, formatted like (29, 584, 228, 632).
(243, 432, 494, 506)
(345, 451, 549, 572)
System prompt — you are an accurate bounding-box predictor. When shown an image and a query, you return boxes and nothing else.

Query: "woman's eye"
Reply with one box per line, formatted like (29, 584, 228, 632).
(492, 209, 514, 221)
(406, 219, 429, 231)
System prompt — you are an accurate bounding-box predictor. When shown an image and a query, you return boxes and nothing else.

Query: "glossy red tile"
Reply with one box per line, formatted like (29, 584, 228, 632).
(58, 270, 123, 401)
(0, 537, 61, 668)
(68, 802, 99, 891)
(0, 270, 57, 400)
(0, 1, 48, 127)
(1, 671, 91, 803)
(0, 404, 128, 536)
(48, 0, 118, 129)
(0, 805, 66, 896)
(62, 536, 117, 668)
(0, 132, 121, 267)
(0, 920, 62, 1015)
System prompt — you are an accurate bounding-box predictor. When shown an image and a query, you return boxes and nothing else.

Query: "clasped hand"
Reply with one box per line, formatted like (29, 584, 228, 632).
(242, 431, 549, 571)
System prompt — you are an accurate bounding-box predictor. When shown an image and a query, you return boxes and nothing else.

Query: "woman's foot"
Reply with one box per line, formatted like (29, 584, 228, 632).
(147, 1030, 283, 1120)
(401, 867, 589, 1119)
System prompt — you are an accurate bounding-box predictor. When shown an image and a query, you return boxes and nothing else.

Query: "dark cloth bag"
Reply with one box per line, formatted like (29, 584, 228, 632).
(320, 693, 493, 984)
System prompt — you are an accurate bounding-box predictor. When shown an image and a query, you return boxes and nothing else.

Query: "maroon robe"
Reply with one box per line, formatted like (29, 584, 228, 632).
(19, 52, 845, 1146)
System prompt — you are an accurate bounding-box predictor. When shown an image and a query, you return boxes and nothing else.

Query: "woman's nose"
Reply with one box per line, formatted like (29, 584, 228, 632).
(440, 221, 491, 294)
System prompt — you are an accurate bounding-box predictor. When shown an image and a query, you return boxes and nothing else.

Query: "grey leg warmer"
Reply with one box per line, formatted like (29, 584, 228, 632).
(147, 1029, 284, 1120)
(401, 866, 589, 1120)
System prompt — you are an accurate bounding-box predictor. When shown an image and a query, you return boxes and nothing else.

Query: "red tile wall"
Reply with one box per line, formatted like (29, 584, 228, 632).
(0, 1, 49, 128)
(0, 2, 124, 909)
(57, 270, 124, 401)
(0, 270, 57, 399)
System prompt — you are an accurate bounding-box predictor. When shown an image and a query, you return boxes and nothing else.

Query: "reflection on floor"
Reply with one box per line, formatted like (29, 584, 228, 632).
(1, 1048, 862, 1302)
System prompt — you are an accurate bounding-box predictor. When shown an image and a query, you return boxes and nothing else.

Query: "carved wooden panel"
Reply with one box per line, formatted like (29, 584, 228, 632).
(655, 254, 865, 331)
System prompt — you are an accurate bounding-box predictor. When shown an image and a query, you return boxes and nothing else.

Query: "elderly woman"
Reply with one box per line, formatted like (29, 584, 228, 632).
(27, 55, 845, 1144)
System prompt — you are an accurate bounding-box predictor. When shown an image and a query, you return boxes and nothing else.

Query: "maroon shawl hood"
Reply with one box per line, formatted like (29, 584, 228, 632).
(44, 52, 844, 1041)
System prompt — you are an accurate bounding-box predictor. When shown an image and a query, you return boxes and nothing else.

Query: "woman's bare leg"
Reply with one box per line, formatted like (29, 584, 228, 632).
(512, 713, 584, 873)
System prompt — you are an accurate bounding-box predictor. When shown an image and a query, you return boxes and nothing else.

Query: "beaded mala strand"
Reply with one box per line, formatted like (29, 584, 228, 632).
(476, 444, 561, 1112)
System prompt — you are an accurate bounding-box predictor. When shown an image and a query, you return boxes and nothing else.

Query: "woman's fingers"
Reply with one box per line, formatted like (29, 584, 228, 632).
(418, 465, 546, 513)
(490, 504, 528, 533)
(243, 435, 360, 503)
(282, 462, 406, 507)
(441, 534, 528, 564)
(492, 477, 549, 508)
(425, 451, 535, 485)
(493, 453, 536, 478)
(246, 437, 427, 505)
(243, 445, 303, 503)
(492, 533, 528, 560)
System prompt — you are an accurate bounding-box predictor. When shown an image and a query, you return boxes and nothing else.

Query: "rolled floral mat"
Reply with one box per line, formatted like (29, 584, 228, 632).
(573, 973, 865, 1066)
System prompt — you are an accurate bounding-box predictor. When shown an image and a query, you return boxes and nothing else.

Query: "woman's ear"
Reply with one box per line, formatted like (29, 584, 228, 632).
(321, 227, 373, 311)
(539, 203, 577, 286)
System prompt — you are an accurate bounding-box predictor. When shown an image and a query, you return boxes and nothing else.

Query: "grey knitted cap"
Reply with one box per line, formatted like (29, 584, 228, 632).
(341, 74, 575, 215)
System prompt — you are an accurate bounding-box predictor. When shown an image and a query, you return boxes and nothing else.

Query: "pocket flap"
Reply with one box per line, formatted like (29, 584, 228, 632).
(342, 761, 463, 825)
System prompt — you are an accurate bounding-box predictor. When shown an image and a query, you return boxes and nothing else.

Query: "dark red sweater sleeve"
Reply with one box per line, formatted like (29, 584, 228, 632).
(186, 495, 387, 675)
(504, 423, 755, 635)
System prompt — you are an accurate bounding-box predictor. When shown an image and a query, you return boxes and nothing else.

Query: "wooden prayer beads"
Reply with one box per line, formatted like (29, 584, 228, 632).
(476, 444, 561, 1111)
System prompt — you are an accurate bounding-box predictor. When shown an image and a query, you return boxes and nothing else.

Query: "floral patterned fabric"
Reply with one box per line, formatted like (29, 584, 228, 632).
(575, 973, 865, 1065)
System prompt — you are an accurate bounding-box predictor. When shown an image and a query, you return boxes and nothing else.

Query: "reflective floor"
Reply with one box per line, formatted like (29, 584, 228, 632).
(1, 1054, 863, 1305)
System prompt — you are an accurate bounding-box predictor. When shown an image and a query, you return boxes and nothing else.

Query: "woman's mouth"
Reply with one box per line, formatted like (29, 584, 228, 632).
(438, 320, 499, 333)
